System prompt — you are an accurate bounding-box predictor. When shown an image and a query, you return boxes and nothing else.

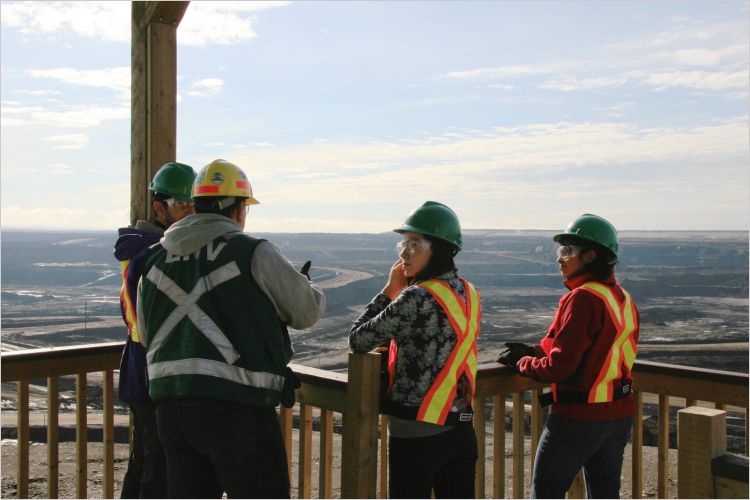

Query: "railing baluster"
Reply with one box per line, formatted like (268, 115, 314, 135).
(103, 369, 115, 498)
(512, 392, 524, 499)
(378, 415, 388, 499)
(530, 390, 544, 465)
(280, 405, 293, 482)
(632, 391, 643, 499)
(47, 376, 59, 499)
(17, 379, 29, 499)
(298, 404, 313, 498)
(658, 394, 670, 499)
(492, 394, 506, 499)
(76, 372, 88, 499)
(473, 396, 486, 498)
(319, 409, 334, 499)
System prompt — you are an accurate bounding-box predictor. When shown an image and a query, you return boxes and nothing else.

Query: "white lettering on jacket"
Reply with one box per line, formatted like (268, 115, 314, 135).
(165, 240, 228, 263)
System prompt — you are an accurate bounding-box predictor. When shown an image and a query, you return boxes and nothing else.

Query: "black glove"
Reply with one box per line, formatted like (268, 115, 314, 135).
(299, 260, 312, 281)
(496, 342, 536, 369)
(281, 367, 301, 408)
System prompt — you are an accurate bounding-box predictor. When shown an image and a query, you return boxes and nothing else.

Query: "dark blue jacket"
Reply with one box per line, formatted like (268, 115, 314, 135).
(114, 223, 163, 403)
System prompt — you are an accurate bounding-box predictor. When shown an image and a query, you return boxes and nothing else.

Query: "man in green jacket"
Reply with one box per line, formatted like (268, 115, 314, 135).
(137, 159, 325, 498)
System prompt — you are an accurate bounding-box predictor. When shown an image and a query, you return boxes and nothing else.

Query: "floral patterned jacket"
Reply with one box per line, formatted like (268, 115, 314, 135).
(349, 269, 474, 408)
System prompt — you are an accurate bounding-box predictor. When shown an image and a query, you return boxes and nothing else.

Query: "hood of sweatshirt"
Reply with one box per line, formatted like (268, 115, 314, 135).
(113, 221, 163, 262)
(161, 213, 243, 256)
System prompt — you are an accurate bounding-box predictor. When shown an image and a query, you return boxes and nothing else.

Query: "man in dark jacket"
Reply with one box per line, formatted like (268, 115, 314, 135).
(114, 162, 196, 498)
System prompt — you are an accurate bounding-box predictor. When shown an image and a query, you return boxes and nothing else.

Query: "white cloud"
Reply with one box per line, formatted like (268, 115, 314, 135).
(444, 65, 557, 80)
(629, 70, 748, 92)
(15, 89, 61, 97)
(178, 1, 290, 46)
(2, 102, 129, 128)
(539, 76, 628, 92)
(49, 163, 74, 175)
(187, 78, 224, 97)
(1, 205, 129, 230)
(1, 1, 289, 46)
(26, 67, 130, 99)
(1, 2, 130, 42)
(43, 134, 89, 150)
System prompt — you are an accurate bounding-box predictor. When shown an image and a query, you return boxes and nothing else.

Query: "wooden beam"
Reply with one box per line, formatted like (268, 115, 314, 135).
(145, 1, 189, 27)
(131, 1, 182, 225)
(677, 407, 726, 498)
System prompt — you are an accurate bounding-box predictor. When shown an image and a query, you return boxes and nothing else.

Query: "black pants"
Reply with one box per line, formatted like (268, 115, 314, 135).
(120, 401, 167, 498)
(156, 397, 290, 499)
(389, 423, 478, 499)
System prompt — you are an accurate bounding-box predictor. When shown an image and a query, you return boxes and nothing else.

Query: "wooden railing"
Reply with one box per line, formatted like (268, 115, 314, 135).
(1, 344, 748, 498)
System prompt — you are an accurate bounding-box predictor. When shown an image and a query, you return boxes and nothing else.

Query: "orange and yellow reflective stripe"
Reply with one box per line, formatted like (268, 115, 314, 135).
(416, 279, 480, 425)
(120, 260, 141, 343)
(579, 283, 637, 403)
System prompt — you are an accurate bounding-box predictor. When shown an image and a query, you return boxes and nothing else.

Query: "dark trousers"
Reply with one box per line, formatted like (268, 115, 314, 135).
(156, 397, 290, 499)
(531, 413, 633, 499)
(120, 401, 167, 499)
(389, 423, 478, 499)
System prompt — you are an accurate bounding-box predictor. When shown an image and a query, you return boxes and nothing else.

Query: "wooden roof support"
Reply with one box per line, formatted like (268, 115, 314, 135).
(130, 1, 189, 225)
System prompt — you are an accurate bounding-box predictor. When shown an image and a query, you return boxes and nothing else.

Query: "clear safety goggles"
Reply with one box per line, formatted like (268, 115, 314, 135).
(396, 238, 431, 256)
(164, 198, 193, 210)
(556, 245, 584, 260)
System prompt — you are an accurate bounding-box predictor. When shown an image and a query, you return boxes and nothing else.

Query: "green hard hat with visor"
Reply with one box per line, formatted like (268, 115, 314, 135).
(554, 213, 619, 264)
(394, 201, 463, 252)
(150, 162, 197, 201)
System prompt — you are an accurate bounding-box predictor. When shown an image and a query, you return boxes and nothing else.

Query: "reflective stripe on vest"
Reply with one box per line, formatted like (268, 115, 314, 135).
(142, 261, 282, 392)
(579, 282, 638, 404)
(415, 278, 480, 425)
(120, 260, 140, 343)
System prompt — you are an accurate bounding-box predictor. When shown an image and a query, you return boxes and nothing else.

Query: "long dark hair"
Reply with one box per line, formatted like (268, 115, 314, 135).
(409, 235, 458, 285)
(560, 236, 615, 281)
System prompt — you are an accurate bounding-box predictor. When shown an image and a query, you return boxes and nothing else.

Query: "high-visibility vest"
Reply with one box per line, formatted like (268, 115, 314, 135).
(388, 278, 481, 425)
(551, 282, 638, 404)
(119, 260, 141, 343)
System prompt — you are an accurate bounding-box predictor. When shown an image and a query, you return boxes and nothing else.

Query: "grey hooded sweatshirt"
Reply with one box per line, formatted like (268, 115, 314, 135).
(148, 213, 325, 331)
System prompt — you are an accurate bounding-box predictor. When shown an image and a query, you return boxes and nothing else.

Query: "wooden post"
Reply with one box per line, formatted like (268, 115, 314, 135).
(280, 406, 293, 481)
(320, 409, 334, 499)
(512, 392, 525, 499)
(47, 376, 59, 499)
(474, 396, 487, 498)
(341, 352, 381, 499)
(298, 404, 313, 498)
(632, 391, 643, 499)
(658, 394, 670, 499)
(493, 395, 506, 499)
(17, 380, 29, 499)
(130, 1, 188, 225)
(76, 372, 88, 499)
(677, 407, 726, 498)
(379, 415, 388, 499)
(103, 369, 115, 498)
(530, 390, 545, 465)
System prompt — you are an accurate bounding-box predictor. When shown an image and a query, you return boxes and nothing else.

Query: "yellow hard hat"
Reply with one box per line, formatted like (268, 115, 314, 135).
(192, 159, 259, 205)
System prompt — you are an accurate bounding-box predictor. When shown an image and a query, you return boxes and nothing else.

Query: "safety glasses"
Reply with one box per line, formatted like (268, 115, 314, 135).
(556, 245, 584, 260)
(396, 239, 431, 256)
(164, 198, 193, 210)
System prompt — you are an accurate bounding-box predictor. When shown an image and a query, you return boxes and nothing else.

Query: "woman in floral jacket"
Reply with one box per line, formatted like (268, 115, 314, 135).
(349, 201, 480, 499)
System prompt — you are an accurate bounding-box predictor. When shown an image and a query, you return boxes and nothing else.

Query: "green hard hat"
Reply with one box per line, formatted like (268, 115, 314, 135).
(150, 162, 197, 201)
(554, 213, 619, 263)
(394, 201, 463, 251)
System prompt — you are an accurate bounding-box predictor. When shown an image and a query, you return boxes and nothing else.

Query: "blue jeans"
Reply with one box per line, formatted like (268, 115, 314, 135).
(156, 397, 290, 499)
(531, 413, 633, 499)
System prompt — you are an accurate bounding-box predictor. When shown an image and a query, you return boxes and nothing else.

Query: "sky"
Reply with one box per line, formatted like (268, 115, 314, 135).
(1, 1, 748, 232)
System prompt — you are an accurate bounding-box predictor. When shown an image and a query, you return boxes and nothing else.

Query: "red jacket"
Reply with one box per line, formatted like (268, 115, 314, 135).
(517, 272, 639, 421)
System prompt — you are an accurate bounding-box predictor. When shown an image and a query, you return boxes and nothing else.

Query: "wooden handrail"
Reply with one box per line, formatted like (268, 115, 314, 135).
(2, 345, 748, 499)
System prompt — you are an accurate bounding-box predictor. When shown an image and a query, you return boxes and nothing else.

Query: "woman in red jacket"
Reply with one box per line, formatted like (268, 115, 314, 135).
(499, 214, 639, 499)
